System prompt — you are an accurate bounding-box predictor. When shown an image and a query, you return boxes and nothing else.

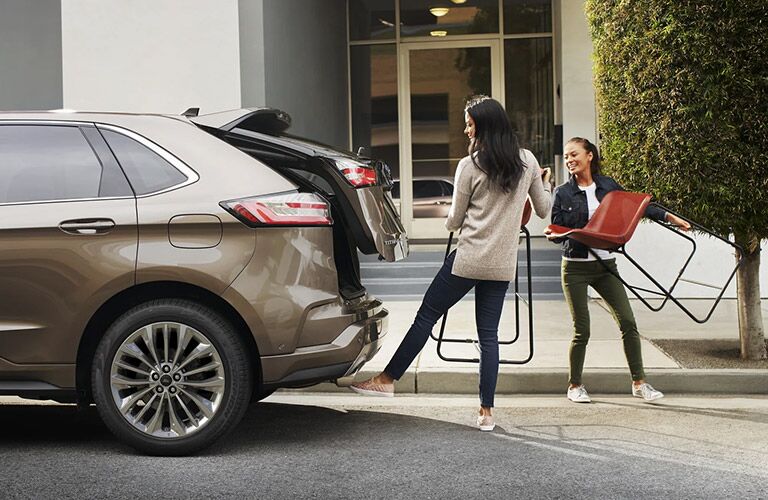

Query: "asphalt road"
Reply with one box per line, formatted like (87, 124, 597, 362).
(1, 394, 767, 499)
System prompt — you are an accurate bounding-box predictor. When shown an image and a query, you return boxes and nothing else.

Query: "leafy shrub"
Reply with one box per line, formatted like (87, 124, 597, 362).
(586, 0, 767, 249)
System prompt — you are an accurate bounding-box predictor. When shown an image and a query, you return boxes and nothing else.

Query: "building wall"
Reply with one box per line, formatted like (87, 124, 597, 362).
(261, 0, 349, 149)
(559, 0, 596, 147)
(239, 0, 267, 107)
(60, 0, 241, 114)
(0, 0, 62, 111)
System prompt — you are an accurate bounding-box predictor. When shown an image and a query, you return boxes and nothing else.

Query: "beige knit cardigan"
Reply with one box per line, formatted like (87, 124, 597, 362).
(445, 150, 552, 281)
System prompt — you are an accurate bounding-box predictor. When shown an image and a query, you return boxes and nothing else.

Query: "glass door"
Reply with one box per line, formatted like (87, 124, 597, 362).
(398, 40, 502, 239)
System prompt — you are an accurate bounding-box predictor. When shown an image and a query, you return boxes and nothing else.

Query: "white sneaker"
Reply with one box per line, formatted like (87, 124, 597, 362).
(632, 382, 664, 401)
(477, 414, 495, 432)
(567, 385, 591, 403)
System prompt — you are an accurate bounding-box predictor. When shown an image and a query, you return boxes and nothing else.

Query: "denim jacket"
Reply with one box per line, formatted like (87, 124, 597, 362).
(551, 174, 667, 259)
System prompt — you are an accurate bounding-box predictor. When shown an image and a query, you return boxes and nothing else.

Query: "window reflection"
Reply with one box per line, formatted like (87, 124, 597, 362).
(348, 0, 396, 41)
(410, 47, 491, 218)
(400, 0, 499, 37)
(504, 38, 554, 168)
(503, 0, 552, 34)
(350, 45, 399, 178)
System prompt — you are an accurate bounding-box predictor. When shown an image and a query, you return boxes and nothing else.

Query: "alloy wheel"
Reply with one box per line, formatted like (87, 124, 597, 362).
(109, 322, 226, 438)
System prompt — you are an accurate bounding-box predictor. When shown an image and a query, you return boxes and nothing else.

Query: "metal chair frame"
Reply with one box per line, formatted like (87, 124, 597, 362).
(586, 202, 744, 324)
(431, 226, 535, 364)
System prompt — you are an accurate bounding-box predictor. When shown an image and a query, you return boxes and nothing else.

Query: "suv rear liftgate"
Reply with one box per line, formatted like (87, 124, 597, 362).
(191, 108, 408, 300)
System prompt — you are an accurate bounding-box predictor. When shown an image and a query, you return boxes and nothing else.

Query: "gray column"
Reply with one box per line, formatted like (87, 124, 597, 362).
(261, 0, 349, 149)
(0, 0, 62, 110)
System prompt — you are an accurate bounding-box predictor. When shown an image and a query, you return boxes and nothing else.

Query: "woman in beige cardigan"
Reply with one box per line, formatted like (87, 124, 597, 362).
(351, 96, 552, 431)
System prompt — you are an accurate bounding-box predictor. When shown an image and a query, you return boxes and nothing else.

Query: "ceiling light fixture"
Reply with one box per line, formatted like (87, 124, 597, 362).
(429, 7, 450, 17)
(430, 30, 448, 37)
(451, 0, 467, 4)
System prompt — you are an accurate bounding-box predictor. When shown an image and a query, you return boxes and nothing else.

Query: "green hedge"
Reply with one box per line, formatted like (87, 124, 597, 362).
(586, 0, 768, 248)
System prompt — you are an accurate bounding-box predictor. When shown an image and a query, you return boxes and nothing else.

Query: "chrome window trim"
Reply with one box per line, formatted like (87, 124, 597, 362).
(96, 123, 200, 198)
(0, 119, 200, 205)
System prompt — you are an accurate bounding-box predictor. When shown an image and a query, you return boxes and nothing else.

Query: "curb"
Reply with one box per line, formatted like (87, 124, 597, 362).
(286, 368, 768, 395)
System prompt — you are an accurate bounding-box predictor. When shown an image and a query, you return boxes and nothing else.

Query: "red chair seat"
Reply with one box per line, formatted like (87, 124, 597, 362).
(546, 191, 652, 250)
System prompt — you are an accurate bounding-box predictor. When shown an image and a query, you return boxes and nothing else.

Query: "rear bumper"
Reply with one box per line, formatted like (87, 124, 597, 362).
(260, 298, 388, 388)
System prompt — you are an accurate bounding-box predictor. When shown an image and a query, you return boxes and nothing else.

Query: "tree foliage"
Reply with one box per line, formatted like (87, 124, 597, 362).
(585, 0, 768, 250)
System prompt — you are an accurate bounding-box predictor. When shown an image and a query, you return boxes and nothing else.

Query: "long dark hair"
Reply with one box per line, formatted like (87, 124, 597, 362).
(566, 137, 602, 175)
(465, 95, 524, 193)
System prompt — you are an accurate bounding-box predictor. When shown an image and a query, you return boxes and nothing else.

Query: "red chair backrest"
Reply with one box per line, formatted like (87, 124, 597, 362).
(578, 191, 652, 247)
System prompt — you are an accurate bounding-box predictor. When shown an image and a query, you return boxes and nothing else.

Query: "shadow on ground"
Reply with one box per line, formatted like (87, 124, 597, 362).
(0, 401, 765, 498)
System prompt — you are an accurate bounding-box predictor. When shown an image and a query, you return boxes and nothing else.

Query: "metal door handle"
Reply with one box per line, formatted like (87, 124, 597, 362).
(59, 218, 116, 235)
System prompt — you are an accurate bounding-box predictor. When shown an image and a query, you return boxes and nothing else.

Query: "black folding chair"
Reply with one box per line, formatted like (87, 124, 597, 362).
(432, 200, 535, 364)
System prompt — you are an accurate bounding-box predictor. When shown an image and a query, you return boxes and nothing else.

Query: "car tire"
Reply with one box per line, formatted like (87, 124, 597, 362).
(92, 299, 253, 456)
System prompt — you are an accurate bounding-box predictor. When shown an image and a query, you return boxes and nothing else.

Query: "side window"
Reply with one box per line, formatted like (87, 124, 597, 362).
(0, 125, 103, 204)
(413, 180, 443, 199)
(100, 129, 187, 195)
(440, 181, 454, 196)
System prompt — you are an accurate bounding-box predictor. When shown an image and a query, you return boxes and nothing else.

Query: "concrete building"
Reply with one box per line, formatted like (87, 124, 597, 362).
(0, 0, 764, 297)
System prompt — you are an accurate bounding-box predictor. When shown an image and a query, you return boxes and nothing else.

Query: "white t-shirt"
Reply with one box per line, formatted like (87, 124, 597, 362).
(563, 183, 614, 262)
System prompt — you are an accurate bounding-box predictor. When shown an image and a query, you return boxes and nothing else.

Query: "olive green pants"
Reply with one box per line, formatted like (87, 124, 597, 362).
(562, 259, 646, 385)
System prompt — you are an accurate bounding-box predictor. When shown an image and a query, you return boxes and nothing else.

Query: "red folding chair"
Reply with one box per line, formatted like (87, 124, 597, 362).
(433, 198, 535, 364)
(546, 191, 744, 324)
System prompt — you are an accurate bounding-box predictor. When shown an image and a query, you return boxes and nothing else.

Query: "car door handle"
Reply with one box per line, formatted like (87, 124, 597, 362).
(59, 218, 116, 235)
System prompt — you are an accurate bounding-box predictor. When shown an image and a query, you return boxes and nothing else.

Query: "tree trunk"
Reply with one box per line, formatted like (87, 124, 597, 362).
(735, 245, 767, 360)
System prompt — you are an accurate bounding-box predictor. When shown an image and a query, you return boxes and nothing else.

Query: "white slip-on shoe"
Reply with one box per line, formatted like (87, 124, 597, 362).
(632, 382, 664, 401)
(567, 385, 592, 403)
(349, 377, 395, 397)
(477, 414, 495, 432)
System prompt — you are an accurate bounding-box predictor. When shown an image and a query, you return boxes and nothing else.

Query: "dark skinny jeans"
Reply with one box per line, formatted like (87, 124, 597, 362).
(384, 251, 509, 407)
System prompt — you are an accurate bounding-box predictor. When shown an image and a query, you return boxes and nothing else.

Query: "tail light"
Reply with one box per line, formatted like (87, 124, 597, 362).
(221, 191, 333, 227)
(334, 158, 377, 188)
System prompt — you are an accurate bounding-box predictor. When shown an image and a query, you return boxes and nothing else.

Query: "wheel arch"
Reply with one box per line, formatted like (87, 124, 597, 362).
(75, 281, 261, 403)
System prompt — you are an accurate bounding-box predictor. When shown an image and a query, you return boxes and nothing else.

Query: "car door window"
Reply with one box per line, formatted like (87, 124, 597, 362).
(0, 125, 103, 204)
(100, 129, 187, 195)
(440, 181, 454, 196)
(413, 180, 443, 199)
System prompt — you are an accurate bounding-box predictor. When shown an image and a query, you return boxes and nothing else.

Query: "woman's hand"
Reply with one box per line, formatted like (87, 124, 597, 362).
(666, 213, 691, 231)
(540, 167, 552, 186)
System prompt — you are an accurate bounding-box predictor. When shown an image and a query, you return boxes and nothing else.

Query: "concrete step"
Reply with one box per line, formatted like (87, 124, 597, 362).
(361, 261, 561, 279)
(359, 244, 564, 299)
(362, 281, 563, 300)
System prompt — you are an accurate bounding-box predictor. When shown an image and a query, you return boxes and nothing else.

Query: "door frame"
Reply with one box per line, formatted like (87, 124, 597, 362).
(397, 38, 504, 240)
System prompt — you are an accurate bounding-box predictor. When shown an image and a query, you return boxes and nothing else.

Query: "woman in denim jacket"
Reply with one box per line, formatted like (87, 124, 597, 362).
(547, 137, 689, 403)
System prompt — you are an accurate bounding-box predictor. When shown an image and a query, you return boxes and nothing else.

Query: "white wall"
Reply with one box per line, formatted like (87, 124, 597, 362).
(61, 0, 241, 114)
(559, 0, 596, 149)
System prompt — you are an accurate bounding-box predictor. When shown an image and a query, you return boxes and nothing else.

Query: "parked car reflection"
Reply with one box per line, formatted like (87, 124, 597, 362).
(391, 177, 454, 218)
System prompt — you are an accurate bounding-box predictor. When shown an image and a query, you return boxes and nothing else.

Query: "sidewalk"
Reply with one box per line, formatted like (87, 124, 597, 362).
(306, 298, 768, 395)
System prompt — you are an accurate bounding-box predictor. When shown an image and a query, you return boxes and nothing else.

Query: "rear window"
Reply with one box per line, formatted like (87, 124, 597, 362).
(100, 129, 187, 195)
(0, 125, 103, 203)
